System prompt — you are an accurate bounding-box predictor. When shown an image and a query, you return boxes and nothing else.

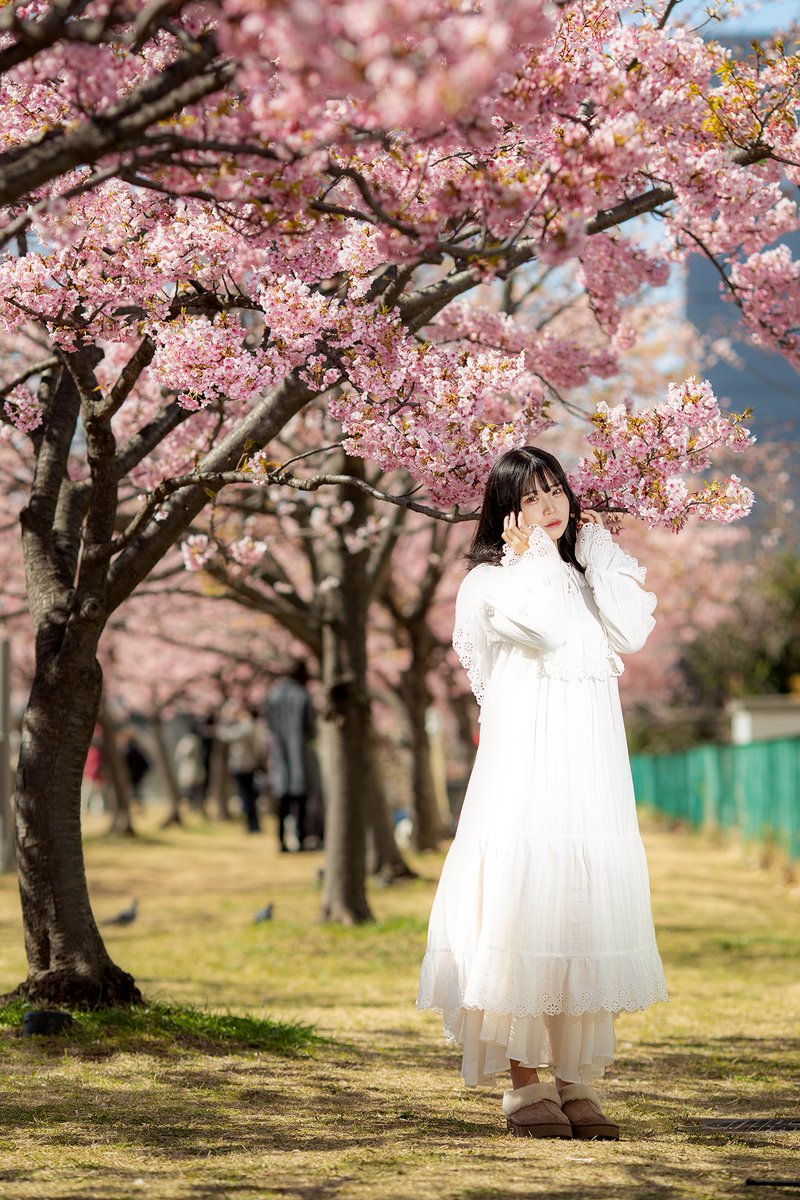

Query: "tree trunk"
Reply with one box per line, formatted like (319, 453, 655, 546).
(402, 622, 446, 850)
(365, 733, 416, 881)
(149, 716, 183, 827)
(210, 738, 231, 820)
(319, 463, 374, 923)
(319, 631, 373, 921)
(450, 689, 478, 769)
(11, 622, 141, 1007)
(448, 689, 478, 821)
(98, 700, 135, 836)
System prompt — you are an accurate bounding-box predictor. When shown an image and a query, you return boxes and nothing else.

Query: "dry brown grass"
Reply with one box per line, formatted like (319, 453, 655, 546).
(0, 806, 798, 1200)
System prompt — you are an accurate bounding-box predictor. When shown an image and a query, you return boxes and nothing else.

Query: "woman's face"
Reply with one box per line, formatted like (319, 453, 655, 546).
(518, 474, 571, 542)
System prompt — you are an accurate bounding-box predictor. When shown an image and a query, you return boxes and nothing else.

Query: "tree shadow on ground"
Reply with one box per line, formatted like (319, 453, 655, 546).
(0, 1028, 797, 1200)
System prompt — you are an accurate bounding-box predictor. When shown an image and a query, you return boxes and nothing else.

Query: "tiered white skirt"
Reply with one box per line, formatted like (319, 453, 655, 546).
(417, 669, 667, 1086)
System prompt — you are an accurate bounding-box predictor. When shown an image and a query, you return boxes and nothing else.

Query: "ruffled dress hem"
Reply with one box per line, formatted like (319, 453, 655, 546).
(440, 1007, 620, 1088)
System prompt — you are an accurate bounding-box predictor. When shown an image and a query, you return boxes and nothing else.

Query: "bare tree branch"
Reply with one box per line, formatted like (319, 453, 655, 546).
(110, 467, 478, 556)
(112, 401, 193, 481)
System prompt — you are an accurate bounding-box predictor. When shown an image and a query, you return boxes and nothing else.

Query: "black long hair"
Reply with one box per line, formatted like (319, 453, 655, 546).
(466, 446, 584, 571)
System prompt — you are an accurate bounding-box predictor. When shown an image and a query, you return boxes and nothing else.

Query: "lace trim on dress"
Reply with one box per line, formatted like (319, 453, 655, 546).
(501, 523, 559, 568)
(418, 946, 669, 1020)
(534, 641, 624, 682)
(452, 620, 487, 706)
(576, 524, 647, 584)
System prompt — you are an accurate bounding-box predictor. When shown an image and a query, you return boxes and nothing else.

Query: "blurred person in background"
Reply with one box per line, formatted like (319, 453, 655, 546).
(265, 662, 322, 852)
(218, 701, 263, 833)
(122, 728, 152, 808)
(175, 726, 206, 813)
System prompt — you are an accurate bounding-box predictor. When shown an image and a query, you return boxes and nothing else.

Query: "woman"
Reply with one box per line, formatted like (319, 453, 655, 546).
(417, 446, 667, 1140)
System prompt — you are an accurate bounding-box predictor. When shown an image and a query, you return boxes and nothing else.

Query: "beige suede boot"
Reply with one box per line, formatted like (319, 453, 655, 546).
(502, 1082, 573, 1138)
(558, 1084, 620, 1140)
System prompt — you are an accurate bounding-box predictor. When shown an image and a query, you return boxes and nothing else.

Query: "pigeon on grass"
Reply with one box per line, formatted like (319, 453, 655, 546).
(103, 899, 138, 926)
(253, 903, 274, 923)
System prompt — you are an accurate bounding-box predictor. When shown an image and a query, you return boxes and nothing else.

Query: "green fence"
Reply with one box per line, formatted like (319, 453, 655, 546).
(630, 737, 800, 862)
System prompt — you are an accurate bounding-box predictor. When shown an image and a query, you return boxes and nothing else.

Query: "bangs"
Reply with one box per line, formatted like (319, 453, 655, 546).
(522, 465, 561, 496)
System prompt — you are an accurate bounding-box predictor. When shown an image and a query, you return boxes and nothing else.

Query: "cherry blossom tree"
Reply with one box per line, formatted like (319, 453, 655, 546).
(181, 442, 416, 918)
(1, 0, 798, 1004)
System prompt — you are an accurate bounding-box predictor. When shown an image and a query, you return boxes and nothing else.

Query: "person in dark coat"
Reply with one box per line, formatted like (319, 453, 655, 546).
(123, 732, 151, 807)
(265, 661, 322, 851)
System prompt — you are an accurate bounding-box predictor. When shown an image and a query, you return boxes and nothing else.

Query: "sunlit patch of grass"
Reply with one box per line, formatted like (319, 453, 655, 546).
(0, 997, 319, 1058)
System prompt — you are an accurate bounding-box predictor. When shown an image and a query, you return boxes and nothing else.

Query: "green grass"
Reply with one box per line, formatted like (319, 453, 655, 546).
(0, 806, 797, 1200)
(0, 997, 319, 1056)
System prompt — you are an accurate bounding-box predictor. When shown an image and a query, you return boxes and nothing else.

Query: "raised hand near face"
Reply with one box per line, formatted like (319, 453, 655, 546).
(502, 511, 532, 555)
(577, 509, 605, 529)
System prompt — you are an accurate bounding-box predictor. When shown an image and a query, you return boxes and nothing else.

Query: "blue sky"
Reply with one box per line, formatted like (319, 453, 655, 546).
(685, 0, 798, 34)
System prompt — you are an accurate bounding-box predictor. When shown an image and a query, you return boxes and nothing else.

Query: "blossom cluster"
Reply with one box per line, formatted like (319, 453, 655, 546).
(571, 378, 756, 530)
(727, 244, 800, 372)
(3, 387, 42, 434)
(230, 535, 268, 566)
(180, 534, 214, 572)
(218, 0, 552, 137)
(1, 0, 793, 540)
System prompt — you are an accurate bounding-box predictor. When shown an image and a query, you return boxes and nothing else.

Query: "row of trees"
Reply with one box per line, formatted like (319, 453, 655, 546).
(0, 0, 798, 1005)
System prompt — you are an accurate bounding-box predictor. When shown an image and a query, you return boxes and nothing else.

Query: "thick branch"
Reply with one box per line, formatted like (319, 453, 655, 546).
(99, 335, 156, 421)
(105, 372, 313, 612)
(112, 401, 193, 481)
(0, 35, 234, 208)
(19, 362, 83, 624)
(66, 347, 120, 596)
(51, 478, 91, 591)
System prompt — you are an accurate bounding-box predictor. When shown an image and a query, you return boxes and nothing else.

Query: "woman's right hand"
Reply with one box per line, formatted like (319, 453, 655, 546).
(502, 511, 531, 555)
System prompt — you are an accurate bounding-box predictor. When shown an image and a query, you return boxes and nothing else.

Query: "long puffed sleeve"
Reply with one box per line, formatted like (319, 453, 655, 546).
(576, 524, 656, 653)
(481, 526, 572, 653)
(453, 527, 573, 704)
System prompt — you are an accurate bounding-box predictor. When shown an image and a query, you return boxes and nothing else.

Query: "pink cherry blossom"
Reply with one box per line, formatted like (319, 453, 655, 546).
(4, 386, 42, 434)
(180, 534, 214, 572)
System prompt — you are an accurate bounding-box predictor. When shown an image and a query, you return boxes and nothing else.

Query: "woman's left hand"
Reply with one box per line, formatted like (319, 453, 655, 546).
(578, 509, 605, 529)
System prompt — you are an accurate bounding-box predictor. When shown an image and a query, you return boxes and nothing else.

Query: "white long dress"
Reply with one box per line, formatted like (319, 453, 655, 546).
(417, 522, 668, 1086)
